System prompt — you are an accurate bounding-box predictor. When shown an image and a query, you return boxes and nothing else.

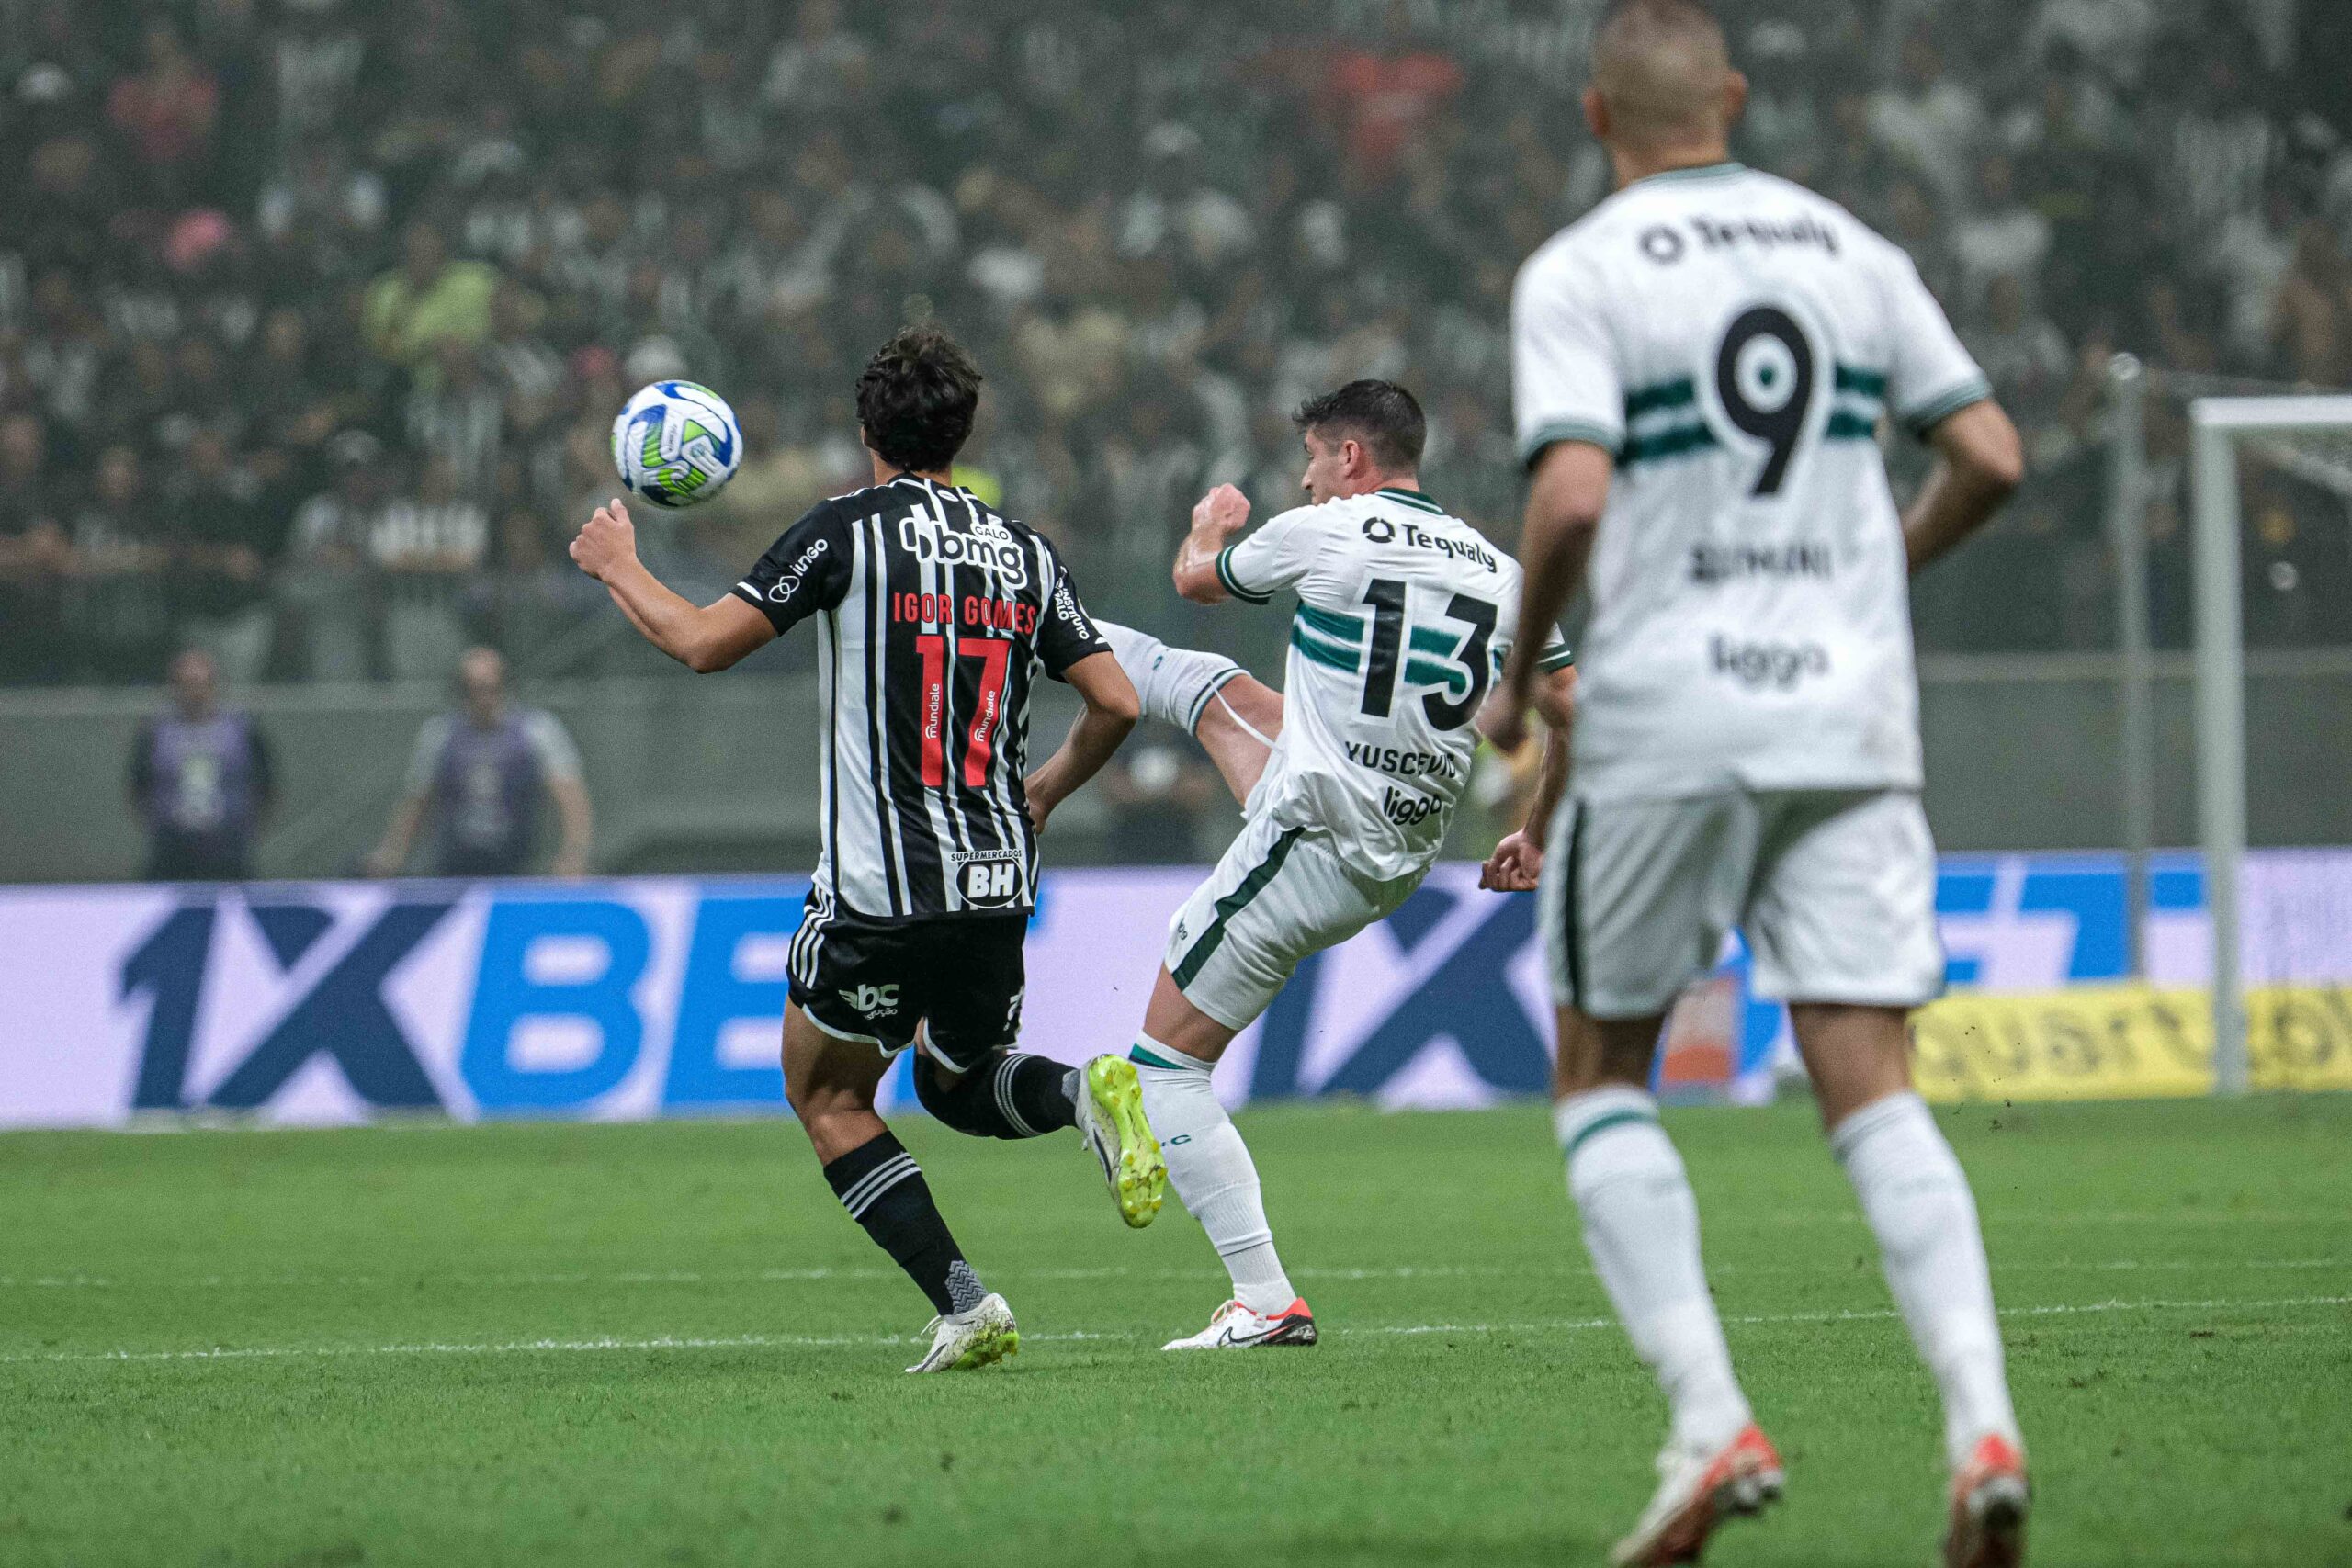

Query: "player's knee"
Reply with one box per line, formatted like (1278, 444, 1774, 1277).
(911, 1050, 1010, 1139)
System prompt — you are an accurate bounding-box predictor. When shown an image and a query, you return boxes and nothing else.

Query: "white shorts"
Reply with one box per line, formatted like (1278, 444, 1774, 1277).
(1540, 788, 1945, 1020)
(1165, 811, 1420, 1032)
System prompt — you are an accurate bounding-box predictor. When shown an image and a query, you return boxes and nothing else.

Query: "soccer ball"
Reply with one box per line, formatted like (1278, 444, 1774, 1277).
(610, 380, 743, 509)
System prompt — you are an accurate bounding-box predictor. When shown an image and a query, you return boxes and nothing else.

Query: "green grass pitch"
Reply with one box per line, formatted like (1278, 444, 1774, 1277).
(4, 1096, 2348, 1567)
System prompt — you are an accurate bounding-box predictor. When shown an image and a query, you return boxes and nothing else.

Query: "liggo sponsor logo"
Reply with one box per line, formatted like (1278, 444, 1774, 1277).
(1709, 634, 1826, 691)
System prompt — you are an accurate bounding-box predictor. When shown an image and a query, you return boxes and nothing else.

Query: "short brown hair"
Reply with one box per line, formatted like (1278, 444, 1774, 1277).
(1294, 379, 1426, 473)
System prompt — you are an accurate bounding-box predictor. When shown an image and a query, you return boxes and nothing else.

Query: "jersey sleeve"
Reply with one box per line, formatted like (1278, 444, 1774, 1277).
(1534, 626, 1576, 671)
(730, 501, 855, 634)
(402, 715, 451, 797)
(1511, 247, 1623, 468)
(1881, 248, 1993, 437)
(1036, 551, 1113, 680)
(1215, 506, 1326, 605)
(520, 710, 585, 784)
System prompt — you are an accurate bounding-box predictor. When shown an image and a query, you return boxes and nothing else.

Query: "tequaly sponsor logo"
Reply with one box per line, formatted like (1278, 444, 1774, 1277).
(898, 512, 1029, 584)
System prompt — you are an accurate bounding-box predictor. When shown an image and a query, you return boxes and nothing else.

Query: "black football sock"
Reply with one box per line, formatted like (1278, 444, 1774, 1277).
(820, 1131, 983, 1315)
(913, 1051, 1079, 1140)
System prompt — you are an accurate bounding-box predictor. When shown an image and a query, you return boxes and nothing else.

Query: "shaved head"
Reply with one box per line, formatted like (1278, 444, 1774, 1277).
(1589, 0, 1742, 155)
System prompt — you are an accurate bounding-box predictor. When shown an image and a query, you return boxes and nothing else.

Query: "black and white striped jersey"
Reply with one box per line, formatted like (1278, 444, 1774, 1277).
(731, 474, 1110, 919)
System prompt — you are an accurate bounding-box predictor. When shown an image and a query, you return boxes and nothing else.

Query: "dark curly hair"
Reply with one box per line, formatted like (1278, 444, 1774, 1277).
(855, 325, 984, 474)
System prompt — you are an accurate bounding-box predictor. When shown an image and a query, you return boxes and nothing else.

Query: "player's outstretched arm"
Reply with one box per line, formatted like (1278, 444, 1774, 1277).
(1480, 665, 1576, 893)
(1902, 400, 2024, 574)
(568, 497, 775, 673)
(1024, 651, 1141, 834)
(1171, 483, 1252, 604)
(1484, 442, 1611, 755)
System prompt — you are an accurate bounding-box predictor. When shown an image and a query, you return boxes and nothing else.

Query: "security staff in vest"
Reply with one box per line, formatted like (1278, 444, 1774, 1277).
(128, 647, 277, 882)
(364, 646, 593, 878)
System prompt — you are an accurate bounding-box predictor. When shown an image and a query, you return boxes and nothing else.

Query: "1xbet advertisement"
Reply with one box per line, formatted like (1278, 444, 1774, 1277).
(4, 853, 2349, 1129)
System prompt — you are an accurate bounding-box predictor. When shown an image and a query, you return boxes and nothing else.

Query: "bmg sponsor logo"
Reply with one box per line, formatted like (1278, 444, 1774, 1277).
(1710, 634, 1827, 690)
(898, 513, 1029, 583)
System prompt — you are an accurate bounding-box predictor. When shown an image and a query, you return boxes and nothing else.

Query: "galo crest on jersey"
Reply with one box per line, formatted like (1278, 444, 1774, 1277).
(898, 512, 1028, 584)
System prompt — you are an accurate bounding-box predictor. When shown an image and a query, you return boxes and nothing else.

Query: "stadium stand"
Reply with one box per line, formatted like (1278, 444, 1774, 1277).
(0, 0, 2346, 687)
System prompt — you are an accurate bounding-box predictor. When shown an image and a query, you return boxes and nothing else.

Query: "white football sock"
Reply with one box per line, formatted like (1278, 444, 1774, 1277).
(1833, 1091, 2021, 1470)
(1131, 1037, 1295, 1314)
(1096, 620, 1244, 734)
(1556, 1087, 1752, 1453)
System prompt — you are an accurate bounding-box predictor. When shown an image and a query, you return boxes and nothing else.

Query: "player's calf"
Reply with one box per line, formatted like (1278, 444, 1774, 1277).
(912, 1049, 1080, 1140)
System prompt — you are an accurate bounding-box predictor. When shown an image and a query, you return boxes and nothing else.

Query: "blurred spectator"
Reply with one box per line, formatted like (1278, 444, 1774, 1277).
(65, 444, 171, 682)
(165, 425, 277, 681)
(363, 220, 496, 370)
(1868, 27, 1985, 206)
(127, 647, 275, 881)
(107, 17, 220, 201)
(371, 454, 489, 681)
(0, 0, 2345, 682)
(1951, 155, 2052, 314)
(0, 412, 69, 683)
(281, 429, 389, 680)
(365, 646, 592, 878)
(2270, 220, 2352, 387)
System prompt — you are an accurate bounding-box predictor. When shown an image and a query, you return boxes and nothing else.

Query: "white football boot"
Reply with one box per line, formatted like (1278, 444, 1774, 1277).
(1611, 1423, 1784, 1566)
(1161, 1297, 1318, 1350)
(1074, 1055, 1166, 1228)
(905, 1292, 1019, 1374)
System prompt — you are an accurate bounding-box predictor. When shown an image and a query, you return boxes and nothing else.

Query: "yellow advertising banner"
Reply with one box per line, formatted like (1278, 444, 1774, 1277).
(1909, 985, 2352, 1102)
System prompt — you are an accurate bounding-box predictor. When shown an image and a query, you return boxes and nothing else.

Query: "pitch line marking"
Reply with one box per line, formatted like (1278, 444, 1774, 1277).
(2, 1258, 2342, 1292)
(3, 1294, 2344, 1369)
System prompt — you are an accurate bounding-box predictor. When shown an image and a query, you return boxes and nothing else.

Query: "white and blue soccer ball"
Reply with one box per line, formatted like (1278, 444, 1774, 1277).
(610, 380, 743, 509)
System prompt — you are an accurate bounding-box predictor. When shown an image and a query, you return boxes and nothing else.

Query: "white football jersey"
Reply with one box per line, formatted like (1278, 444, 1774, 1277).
(1511, 162, 1990, 804)
(1216, 488, 1573, 881)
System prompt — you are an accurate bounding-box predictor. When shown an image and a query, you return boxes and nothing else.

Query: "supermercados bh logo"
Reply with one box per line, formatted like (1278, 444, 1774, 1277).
(898, 512, 1028, 583)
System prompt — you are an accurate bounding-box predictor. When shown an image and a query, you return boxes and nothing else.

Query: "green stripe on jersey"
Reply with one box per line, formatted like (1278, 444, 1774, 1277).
(1833, 365, 1889, 398)
(1374, 486, 1445, 516)
(1520, 419, 1622, 468)
(1404, 655, 1469, 694)
(1619, 423, 1720, 468)
(1902, 377, 1994, 434)
(1295, 601, 1366, 643)
(1408, 624, 1458, 656)
(1623, 378, 1698, 418)
(1170, 829, 1304, 988)
(1215, 546, 1271, 604)
(1825, 411, 1882, 442)
(1290, 624, 1362, 673)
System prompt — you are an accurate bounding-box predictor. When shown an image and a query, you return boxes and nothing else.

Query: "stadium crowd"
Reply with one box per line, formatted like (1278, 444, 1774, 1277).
(0, 0, 2347, 687)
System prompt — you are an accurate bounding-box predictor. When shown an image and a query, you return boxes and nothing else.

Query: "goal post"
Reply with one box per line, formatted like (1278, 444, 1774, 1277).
(2186, 393, 2352, 1095)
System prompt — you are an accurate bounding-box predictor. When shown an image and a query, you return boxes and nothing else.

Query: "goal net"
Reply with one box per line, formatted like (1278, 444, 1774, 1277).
(2109, 367, 2352, 1093)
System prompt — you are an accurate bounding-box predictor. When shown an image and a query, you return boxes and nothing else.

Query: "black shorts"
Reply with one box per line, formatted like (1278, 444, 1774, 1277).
(788, 897, 1027, 1072)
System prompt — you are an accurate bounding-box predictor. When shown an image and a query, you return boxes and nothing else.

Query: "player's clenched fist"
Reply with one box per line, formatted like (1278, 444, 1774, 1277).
(1191, 483, 1250, 539)
(569, 497, 639, 581)
(1478, 829, 1543, 892)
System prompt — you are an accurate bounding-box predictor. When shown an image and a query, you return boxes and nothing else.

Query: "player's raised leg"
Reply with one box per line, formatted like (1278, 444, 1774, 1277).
(1796, 1003, 2027, 1568)
(780, 1007, 1016, 1373)
(1096, 619, 1283, 805)
(1555, 1008, 1782, 1566)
